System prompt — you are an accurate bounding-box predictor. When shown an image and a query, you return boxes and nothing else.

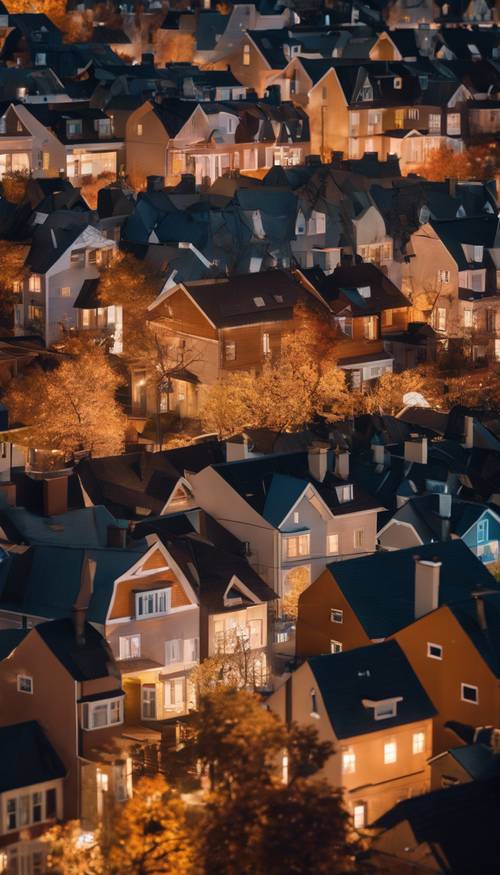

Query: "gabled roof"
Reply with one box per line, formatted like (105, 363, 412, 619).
(0, 721, 66, 793)
(35, 617, 121, 681)
(449, 592, 500, 678)
(25, 212, 92, 274)
(448, 743, 500, 780)
(329, 540, 496, 639)
(0, 502, 123, 548)
(308, 639, 435, 739)
(301, 263, 410, 316)
(429, 216, 498, 271)
(380, 494, 494, 544)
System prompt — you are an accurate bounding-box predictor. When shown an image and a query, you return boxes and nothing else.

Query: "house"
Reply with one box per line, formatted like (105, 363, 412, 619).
(269, 640, 435, 827)
(15, 212, 117, 347)
(0, 720, 66, 875)
(404, 216, 500, 361)
(429, 727, 500, 790)
(0, 614, 133, 826)
(0, 14, 63, 68)
(295, 539, 496, 660)
(371, 775, 500, 874)
(378, 493, 500, 566)
(190, 446, 382, 602)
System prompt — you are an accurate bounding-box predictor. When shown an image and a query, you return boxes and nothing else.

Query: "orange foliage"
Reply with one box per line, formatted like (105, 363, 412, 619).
(413, 143, 499, 182)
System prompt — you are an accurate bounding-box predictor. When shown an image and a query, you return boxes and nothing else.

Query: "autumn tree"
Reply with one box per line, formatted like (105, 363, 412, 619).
(190, 628, 268, 700)
(0, 240, 29, 328)
(414, 143, 498, 182)
(44, 822, 104, 875)
(4, 338, 126, 456)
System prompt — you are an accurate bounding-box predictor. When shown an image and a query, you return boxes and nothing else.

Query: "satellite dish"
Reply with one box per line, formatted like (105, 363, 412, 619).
(403, 392, 430, 408)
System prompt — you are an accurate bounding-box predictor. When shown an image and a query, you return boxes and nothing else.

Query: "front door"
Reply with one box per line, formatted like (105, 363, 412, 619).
(141, 685, 157, 720)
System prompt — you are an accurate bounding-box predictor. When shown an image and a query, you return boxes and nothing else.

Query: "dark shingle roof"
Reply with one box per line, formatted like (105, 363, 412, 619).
(308, 640, 436, 739)
(0, 721, 66, 793)
(35, 617, 121, 681)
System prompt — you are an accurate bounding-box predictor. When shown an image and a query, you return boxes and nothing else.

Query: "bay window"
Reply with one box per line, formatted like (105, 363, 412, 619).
(82, 696, 124, 730)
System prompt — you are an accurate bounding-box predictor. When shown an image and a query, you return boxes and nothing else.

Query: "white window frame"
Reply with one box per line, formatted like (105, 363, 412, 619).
(427, 642, 443, 660)
(328, 533, 339, 554)
(285, 533, 310, 559)
(384, 741, 397, 764)
(330, 640, 343, 654)
(164, 677, 184, 710)
(412, 731, 425, 754)
(119, 634, 141, 660)
(463, 308, 473, 328)
(165, 638, 183, 665)
(330, 608, 343, 624)
(225, 341, 236, 361)
(353, 803, 366, 829)
(28, 274, 41, 293)
(5, 787, 57, 832)
(17, 674, 33, 694)
(438, 270, 450, 284)
(262, 332, 270, 355)
(82, 696, 124, 730)
(460, 683, 478, 704)
(135, 587, 170, 618)
(374, 701, 397, 720)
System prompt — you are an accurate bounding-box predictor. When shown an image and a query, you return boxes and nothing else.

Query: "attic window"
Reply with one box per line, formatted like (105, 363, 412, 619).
(357, 286, 371, 298)
(394, 77, 403, 89)
(274, 294, 284, 303)
(224, 586, 244, 607)
(336, 484, 353, 503)
(253, 296, 265, 308)
(363, 697, 403, 720)
(473, 245, 483, 262)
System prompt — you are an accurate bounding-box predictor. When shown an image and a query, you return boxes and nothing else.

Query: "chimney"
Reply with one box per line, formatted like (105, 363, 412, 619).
(334, 449, 349, 480)
(463, 415, 473, 449)
(404, 435, 428, 465)
(308, 445, 328, 483)
(72, 556, 96, 647)
(43, 476, 68, 517)
(447, 177, 457, 198)
(146, 175, 164, 193)
(414, 557, 441, 619)
(372, 443, 384, 465)
(226, 435, 250, 462)
(436, 492, 452, 519)
(107, 525, 127, 548)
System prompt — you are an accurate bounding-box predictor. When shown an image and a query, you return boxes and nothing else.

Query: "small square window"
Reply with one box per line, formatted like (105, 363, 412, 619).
(137, 124, 143, 136)
(384, 741, 397, 764)
(60, 286, 71, 298)
(461, 683, 478, 704)
(330, 608, 343, 624)
(330, 640, 342, 653)
(253, 296, 265, 307)
(413, 731, 425, 754)
(17, 675, 33, 694)
(427, 642, 443, 660)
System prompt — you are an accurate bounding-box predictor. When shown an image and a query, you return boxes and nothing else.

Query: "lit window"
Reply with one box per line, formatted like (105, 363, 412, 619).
(286, 533, 310, 558)
(6, 788, 57, 831)
(224, 341, 236, 361)
(330, 640, 342, 653)
(330, 608, 343, 624)
(394, 77, 402, 89)
(253, 296, 265, 307)
(281, 751, 289, 784)
(60, 286, 71, 298)
(463, 309, 473, 328)
(429, 113, 441, 131)
(353, 803, 366, 829)
(374, 700, 397, 720)
(342, 750, 356, 773)
(427, 642, 443, 660)
(262, 332, 270, 355)
(119, 634, 141, 660)
(293, 511, 299, 523)
(328, 533, 339, 554)
(353, 529, 364, 549)
(407, 108, 419, 120)
(436, 307, 447, 332)
(461, 683, 478, 704)
(82, 697, 124, 730)
(28, 274, 41, 293)
(137, 124, 143, 136)
(384, 741, 397, 764)
(437, 270, 450, 284)
(17, 675, 33, 694)
(243, 44, 251, 66)
(135, 588, 170, 618)
(413, 731, 425, 754)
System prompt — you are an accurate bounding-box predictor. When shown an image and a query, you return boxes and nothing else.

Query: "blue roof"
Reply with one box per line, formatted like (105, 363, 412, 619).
(449, 744, 500, 780)
(329, 540, 496, 638)
(0, 502, 128, 548)
(308, 640, 436, 739)
(262, 473, 309, 527)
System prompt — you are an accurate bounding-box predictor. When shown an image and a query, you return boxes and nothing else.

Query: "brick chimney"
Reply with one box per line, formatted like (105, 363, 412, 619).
(72, 556, 96, 647)
(414, 557, 441, 619)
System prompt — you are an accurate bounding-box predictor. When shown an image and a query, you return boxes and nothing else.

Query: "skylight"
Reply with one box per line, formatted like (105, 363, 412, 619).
(253, 296, 265, 307)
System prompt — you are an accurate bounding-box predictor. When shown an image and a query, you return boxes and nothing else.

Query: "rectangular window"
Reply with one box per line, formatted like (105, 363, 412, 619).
(165, 638, 183, 665)
(413, 731, 425, 754)
(461, 683, 478, 704)
(224, 341, 236, 361)
(471, 272, 483, 292)
(119, 634, 141, 660)
(447, 113, 460, 134)
(28, 304, 43, 323)
(328, 533, 339, 554)
(384, 741, 397, 764)
(17, 674, 33, 694)
(330, 608, 343, 624)
(374, 701, 397, 720)
(247, 621, 262, 650)
(184, 637, 199, 662)
(342, 750, 356, 774)
(137, 124, 143, 136)
(353, 529, 364, 549)
(477, 518, 489, 544)
(429, 113, 441, 131)
(243, 44, 251, 65)
(473, 245, 483, 262)
(82, 697, 123, 730)
(164, 677, 184, 709)
(407, 108, 419, 120)
(28, 274, 41, 293)
(427, 642, 443, 660)
(330, 640, 342, 653)
(353, 803, 366, 829)
(5, 790, 55, 831)
(70, 250, 85, 265)
(436, 307, 447, 332)
(286, 533, 310, 558)
(438, 269, 450, 284)
(135, 588, 170, 618)
(60, 286, 71, 298)
(394, 108, 405, 128)
(262, 332, 270, 355)
(463, 309, 473, 328)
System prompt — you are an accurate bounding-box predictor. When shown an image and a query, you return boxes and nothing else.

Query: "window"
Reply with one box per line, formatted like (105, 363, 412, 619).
(429, 113, 441, 131)
(394, 108, 405, 128)
(70, 250, 85, 265)
(471, 272, 483, 292)
(243, 44, 251, 65)
(185, 637, 199, 662)
(66, 119, 82, 138)
(293, 511, 299, 524)
(353, 803, 366, 829)
(29, 274, 41, 293)
(447, 113, 460, 135)
(165, 639, 182, 665)
(224, 341, 236, 361)
(384, 741, 397, 764)
(28, 304, 43, 323)
(142, 685, 156, 719)
(413, 731, 425, 754)
(82, 696, 124, 730)
(310, 688, 319, 717)
(328, 533, 339, 554)
(461, 683, 478, 704)
(135, 588, 170, 618)
(119, 634, 141, 659)
(477, 518, 489, 544)
(394, 76, 403, 89)
(60, 286, 71, 298)
(253, 296, 265, 307)
(473, 245, 483, 263)
(295, 211, 306, 234)
(438, 269, 450, 284)
(463, 308, 473, 328)
(330, 640, 342, 653)
(407, 108, 419, 120)
(436, 307, 447, 332)
(337, 484, 353, 503)
(262, 332, 270, 355)
(374, 700, 397, 720)
(17, 674, 33, 694)
(342, 750, 356, 773)
(286, 533, 310, 558)
(164, 677, 184, 709)
(137, 124, 143, 136)
(6, 788, 57, 831)
(353, 529, 364, 549)
(330, 608, 343, 624)
(427, 642, 443, 660)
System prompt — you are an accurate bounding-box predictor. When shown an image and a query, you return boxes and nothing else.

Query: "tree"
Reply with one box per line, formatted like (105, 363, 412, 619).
(351, 368, 433, 416)
(4, 338, 126, 456)
(200, 371, 259, 438)
(107, 776, 194, 875)
(190, 629, 268, 699)
(281, 565, 310, 620)
(414, 143, 498, 182)
(0, 240, 29, 328)
(44, 822, 105, 875)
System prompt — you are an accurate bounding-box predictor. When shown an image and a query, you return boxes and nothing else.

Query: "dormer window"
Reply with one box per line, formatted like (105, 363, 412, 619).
(357, 286, 371, 298)
(473, 245, 483, 262)
(336, 484, 353, 503)
(66, 119, 82, 139)
(295, 211, 306, 235)
(253, 296, 265, 307)
(394, 77, 403, 90)
(362, 696, 403, 720)
(360, 82, 373, 101)
(135, 587, 170, 618)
